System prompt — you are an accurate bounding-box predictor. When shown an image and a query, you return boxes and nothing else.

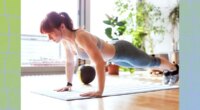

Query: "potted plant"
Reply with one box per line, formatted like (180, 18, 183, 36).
(103, 15, 127, 75)
(103, 14, 137, 75)
(103, 15, 126, 75)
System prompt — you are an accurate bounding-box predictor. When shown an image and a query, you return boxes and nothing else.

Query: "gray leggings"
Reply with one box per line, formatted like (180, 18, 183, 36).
(109, 40, 161, 68)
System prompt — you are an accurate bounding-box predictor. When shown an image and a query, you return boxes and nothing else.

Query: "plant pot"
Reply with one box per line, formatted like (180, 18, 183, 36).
(107, 64, 119, 75)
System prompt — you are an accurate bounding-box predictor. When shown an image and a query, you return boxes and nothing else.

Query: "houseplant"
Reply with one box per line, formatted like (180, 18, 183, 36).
(103, 14, 137, 75)
(103, 14, 127, 40)
(104, 0, 167, 74)
(103, 14, 127, 75)
(114, 0, 166, 54)
(105, 0, 168, 74)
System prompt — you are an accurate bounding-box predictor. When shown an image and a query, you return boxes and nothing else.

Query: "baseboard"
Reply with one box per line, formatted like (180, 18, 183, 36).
(21, 66, 65, 76)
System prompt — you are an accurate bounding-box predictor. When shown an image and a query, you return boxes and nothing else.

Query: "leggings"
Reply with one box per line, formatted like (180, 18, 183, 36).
(109, 40, 161, 68)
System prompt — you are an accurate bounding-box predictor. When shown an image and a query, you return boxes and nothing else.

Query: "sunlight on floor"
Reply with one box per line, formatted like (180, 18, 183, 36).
(21, 71, 179, 110)
(21, 71, 163, 92)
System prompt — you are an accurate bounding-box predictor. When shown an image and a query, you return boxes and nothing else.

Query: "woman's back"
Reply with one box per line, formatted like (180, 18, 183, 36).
(69, 29, 116, 61)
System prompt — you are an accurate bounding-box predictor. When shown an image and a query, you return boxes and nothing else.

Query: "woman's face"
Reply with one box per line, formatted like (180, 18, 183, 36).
(47, 29, 62, 43)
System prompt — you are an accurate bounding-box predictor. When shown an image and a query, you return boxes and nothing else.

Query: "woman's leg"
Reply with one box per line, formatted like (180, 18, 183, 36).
(152, 56, 176, 71)
(153, 56, 179, 85)
(111, 60, 133, 68)
(111, 40, 177, 71)
(111, 40, 179, 85)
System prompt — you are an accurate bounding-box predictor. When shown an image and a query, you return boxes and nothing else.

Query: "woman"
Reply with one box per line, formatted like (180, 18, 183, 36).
(40, 11, 179, 97)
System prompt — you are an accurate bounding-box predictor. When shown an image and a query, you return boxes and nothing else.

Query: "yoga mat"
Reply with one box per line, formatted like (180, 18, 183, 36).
(32, 81, 179, 101)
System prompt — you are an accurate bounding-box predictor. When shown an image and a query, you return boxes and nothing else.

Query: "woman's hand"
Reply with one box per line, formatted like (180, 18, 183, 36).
(54, 86, 72, 92)
(80, 91, 102, 97)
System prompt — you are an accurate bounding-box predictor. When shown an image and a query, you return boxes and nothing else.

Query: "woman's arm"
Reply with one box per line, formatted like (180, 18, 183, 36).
(55, 40, 75, 92)
(75, 31, 106, 97)
(65, 48, 74, 84)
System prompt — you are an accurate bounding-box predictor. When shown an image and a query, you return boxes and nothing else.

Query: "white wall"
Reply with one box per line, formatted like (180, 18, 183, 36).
(90, 0, 116, 41)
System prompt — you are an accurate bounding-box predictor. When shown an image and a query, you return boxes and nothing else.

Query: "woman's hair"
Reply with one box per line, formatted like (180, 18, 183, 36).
(40, 11, 74, 33)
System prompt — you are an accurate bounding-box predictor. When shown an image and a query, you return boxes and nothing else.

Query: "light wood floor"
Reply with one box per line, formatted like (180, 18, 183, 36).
(21, 73, 179, 110)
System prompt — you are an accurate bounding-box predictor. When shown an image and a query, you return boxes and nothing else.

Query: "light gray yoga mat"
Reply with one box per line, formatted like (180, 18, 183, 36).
(32, 84, 179, 101)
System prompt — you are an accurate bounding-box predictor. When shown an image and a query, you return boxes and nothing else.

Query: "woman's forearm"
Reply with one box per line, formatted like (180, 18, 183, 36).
(65, 62, 75, 83)
(95, 61, 106, 93)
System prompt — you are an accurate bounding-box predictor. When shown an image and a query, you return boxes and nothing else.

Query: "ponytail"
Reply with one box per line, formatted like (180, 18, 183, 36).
(59, 12, 74, 31)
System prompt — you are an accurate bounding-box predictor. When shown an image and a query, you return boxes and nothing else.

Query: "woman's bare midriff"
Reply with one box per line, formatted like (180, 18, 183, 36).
(101, 41, 116, 61)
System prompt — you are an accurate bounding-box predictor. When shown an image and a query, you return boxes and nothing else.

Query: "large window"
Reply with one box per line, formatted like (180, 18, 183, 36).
(90, 0, 116, 41)
(21, 0, 79, 67)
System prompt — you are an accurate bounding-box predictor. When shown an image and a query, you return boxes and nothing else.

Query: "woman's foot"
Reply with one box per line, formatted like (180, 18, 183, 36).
(163, 71, 171, 85)
(163, 64, 179, 85)
(168, 64, 179, 85)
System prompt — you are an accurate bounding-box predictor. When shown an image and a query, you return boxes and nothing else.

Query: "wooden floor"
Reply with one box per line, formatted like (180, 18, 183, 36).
(21, 73, 179, 110)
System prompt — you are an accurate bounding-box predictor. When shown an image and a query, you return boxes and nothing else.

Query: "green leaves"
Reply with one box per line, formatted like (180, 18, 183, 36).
(103, 20, 112, 25)
(105, 28, 113, 39)
(103, 15, 126, 40)
(116, 21, 126, 26)
(117, 25, 126, 36)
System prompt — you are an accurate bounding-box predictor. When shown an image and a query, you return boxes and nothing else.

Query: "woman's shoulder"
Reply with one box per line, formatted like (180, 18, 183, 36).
(75, 28, 92, 40)
(75, 28, 88, 35)
(75, 29, 97, 48)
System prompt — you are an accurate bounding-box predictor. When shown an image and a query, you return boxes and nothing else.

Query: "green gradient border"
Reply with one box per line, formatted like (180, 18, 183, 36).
(0, 0, 20, 110)
(180, 0, 200, 110)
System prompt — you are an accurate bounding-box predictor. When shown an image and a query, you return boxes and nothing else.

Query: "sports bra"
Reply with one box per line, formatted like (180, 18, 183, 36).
(74, 30, 104, 59)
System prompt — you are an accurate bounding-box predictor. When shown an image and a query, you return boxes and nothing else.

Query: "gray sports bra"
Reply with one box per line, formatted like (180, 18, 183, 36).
(74, 30, 104, 59)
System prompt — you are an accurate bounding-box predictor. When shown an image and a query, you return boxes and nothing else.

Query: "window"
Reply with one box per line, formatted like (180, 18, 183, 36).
(21, 0, 79, 67)
(90, 0, 116, 41)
